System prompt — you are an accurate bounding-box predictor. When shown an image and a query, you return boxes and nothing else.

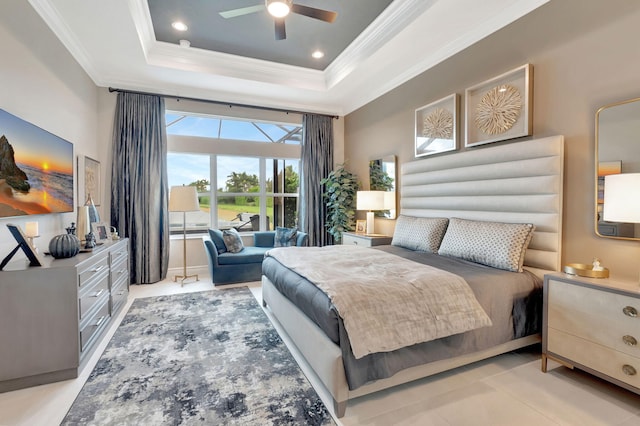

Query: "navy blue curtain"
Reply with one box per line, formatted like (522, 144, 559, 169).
(111, 92, 169, 284)
(299, 114, 334, 246)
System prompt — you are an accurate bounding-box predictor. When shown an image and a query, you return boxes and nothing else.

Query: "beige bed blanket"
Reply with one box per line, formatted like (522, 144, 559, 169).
(266, 245, 492, 359)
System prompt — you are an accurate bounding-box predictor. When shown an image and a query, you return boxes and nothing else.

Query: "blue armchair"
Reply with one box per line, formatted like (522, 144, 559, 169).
(203, 229, 308, 285)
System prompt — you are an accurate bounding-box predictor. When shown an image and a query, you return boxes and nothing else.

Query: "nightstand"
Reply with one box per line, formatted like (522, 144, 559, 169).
(341, 232, 392, 247)
(542, 272, 640, 396)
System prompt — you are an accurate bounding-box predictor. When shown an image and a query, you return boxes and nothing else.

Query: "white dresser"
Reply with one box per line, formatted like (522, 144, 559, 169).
(543, 273, 640, 395)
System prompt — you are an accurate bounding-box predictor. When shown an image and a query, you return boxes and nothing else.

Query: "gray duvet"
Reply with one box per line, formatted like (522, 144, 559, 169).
(261, 245, 542, 390)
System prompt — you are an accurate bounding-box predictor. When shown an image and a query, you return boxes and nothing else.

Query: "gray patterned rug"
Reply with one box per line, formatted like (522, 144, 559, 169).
(63, 287, 335, 425)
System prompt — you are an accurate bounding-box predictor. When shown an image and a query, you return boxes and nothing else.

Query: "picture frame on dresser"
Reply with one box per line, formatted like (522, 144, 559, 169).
(355, 220, 366, 234)
(91, 222, 111, 243)
(415, 94, 458, 157)
(465, 63, 533, 147)
(0, 224, 44, 270)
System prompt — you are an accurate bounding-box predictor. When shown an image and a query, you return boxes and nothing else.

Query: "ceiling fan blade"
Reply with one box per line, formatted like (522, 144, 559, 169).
(290, 4, 337, 23)
(219, 4, 264, 19)
(275, 18, 286, 40)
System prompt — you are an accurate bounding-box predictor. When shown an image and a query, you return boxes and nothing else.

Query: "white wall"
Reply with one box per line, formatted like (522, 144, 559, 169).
(0, 2, 98, 262)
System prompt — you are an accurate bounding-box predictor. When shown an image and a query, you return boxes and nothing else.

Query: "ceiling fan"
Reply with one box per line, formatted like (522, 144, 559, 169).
(219, 0, 338, 40)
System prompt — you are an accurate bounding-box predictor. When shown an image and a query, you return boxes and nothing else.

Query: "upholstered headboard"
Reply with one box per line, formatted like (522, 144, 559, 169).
(401, 135, 564, 275)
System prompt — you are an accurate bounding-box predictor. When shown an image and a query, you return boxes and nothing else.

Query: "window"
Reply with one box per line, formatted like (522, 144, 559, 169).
(167, 111, 302, 234)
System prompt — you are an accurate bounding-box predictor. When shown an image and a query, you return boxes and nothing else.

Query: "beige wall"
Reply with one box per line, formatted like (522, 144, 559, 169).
(345, 0, 640, 281)
(0, 2, 98, 260)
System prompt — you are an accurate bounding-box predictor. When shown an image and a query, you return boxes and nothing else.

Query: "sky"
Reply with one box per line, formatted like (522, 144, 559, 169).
(0, 109, 73, 175)
(165, 113, 300, 191)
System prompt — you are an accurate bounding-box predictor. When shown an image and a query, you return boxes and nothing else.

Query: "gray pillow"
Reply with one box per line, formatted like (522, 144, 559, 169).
(222, 228, 244, 253)
(438, 218, 535, 272)
(208, 229, 227, 254)
(274, 227, 298, 247)
(391, 215, 449, 253)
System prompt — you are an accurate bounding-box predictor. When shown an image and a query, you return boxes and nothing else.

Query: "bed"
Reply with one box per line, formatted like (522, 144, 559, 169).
(261, 135, 564, 417)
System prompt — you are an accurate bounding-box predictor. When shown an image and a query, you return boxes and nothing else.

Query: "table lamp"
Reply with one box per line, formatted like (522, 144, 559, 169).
(169, 185, 201, 285)
(604, 173, 640, 281)
(356, 190, 385, 235)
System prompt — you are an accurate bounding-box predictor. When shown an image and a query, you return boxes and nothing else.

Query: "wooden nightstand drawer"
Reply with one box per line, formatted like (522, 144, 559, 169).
(548, 328, 640, 391)
(547, 279, 640, 357)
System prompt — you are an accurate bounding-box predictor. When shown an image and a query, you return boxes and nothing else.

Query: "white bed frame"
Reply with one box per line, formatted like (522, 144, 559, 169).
(262, 135, 565, 417)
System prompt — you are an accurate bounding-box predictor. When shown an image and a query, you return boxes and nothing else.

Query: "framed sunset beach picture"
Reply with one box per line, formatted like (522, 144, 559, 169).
(0, 109, 74, 218)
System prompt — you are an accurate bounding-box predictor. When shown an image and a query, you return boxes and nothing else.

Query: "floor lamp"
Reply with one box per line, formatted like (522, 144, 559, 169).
(356, 190, 386, 235)
(169, 185, 200, 286)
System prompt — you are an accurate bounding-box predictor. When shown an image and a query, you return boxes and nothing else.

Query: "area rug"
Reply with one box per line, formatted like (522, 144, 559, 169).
(62, 288, 334, 425)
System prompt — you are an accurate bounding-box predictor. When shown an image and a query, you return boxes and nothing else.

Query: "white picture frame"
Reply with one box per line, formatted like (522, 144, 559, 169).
(465, 63, 533, 147)
(92, 222, 111, 243)
(415, 94, 458, 157)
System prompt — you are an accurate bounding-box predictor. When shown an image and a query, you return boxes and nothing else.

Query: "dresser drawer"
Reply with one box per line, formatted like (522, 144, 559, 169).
(78, 255, 109, 288)
(78, 273, 110, 321)
(80, 300, 110, 353)
(110, 246, 129, 265)
(548, 328, 640, 390)
(547, 279, 640, 357)
(110, 256, 129, 287)
(110, 274, 129, 314)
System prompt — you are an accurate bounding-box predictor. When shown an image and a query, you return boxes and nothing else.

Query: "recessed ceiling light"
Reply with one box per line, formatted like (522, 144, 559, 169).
(312, 50, 325, 59)
(172, 21, 188, 31)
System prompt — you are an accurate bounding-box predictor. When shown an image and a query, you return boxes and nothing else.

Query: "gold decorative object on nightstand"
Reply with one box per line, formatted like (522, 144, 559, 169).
(563, 263, 609, 279)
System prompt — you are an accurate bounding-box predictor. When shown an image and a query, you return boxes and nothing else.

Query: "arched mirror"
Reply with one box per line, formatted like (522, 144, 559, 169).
(369, 155, 396, 219)
(595, 97, 640, 239)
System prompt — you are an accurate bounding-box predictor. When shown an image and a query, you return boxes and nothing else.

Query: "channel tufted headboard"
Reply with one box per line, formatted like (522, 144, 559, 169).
(400, 135, 564, 276)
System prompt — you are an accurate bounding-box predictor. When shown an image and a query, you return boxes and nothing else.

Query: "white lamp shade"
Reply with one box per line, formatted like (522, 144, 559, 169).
(169, 186, 200, 212)
(603, 173, 640, 223)
(383, 191, 396, 210)
(357, 191, 386, 211)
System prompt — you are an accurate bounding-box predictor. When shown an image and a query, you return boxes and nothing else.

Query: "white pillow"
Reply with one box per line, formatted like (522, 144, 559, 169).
(438, 218, 535, 272)
(391, 215, 449, 253)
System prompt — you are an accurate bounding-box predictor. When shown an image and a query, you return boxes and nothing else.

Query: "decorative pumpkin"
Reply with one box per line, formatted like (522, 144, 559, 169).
(48, 234, 81, 259)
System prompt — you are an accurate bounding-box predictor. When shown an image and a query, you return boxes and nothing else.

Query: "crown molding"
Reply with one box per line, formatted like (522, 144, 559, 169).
(325, 0, 437, 89)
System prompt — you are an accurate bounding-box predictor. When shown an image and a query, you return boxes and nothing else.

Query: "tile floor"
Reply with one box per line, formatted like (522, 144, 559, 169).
(0, 272, 639, 426)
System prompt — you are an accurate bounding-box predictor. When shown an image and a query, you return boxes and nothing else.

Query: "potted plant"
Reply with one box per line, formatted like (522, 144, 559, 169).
(321, 164, 359, 244)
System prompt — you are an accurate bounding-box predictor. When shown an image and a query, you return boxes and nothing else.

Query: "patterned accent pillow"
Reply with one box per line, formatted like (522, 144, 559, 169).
(274, 227, 298, 247)
(391, 215, 449, 253)
(438, 218, 535, 272)
(222, 228, 244, 253)
(208, 229, 227, 254)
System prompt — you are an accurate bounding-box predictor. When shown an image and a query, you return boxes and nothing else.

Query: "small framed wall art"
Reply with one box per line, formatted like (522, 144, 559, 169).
(465, 63, 533, 147)
(415, 94, 458, 157)
(84, 156, 101, 206)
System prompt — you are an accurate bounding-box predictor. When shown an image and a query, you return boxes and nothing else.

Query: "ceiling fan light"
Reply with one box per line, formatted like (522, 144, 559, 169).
(267, 0, 291, 18)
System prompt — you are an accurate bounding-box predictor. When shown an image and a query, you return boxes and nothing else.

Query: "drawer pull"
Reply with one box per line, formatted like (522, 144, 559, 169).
(95, 315, 108, 328)
(623, 335, 638, 346)
(92, 289, 105, 298)
(623, 306, 638, 317)
(117, 290, 126, 296)
(622, 364, 637, 376)
(90, 265, 107, 274)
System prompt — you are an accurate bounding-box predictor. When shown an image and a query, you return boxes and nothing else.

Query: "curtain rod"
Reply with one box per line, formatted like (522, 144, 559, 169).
(107, 87, 339, 119)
